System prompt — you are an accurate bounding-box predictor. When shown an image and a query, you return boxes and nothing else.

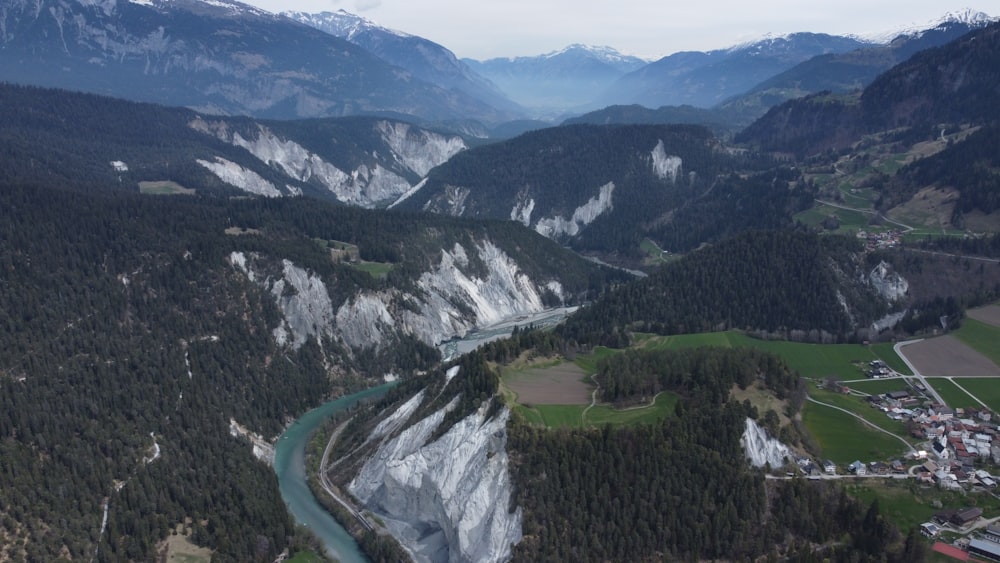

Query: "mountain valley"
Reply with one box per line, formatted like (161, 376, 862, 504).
(1, 3, 1000, 562)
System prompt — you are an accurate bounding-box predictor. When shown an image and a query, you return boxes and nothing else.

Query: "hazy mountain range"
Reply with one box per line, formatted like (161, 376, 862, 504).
(1, 0, 992, 129)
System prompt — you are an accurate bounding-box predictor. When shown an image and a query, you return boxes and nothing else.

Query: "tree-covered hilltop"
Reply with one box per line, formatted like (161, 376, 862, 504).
(559, 230, 888, 346)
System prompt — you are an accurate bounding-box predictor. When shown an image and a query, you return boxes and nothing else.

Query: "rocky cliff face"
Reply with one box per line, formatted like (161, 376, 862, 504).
(191, 117, 466, 207)
(868, 260, 909, 302)
(229, 238, 563, 354)
(741, 418, 793, 468)
(349, 394, 522, 563)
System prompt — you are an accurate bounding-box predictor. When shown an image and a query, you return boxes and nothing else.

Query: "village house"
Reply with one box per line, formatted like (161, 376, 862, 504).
(823, 460, 837, 475)
(848, 460, 867, 475)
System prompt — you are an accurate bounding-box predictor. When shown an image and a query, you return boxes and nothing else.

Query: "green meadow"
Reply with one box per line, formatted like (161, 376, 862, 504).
(951, 377, 1000, 413)
(955, 318, 1000, 366)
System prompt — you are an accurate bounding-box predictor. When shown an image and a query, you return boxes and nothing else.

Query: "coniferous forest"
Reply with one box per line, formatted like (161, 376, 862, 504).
(2, 18, 1000, 559)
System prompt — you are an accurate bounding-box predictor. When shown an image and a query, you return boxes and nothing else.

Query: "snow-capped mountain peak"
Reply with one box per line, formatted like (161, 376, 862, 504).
(544, 43, 649, 65)
(860, 8, 996, 44)
(281, 9, 411, 40)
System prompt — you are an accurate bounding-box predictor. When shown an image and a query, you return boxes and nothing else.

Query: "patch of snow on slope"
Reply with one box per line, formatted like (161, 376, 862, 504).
(350, 398, 522, 563)
(650, 140, 682, 183)
(197, 157, 282, 197)
(376, 120, 466, 177)
(741, 418, 792, 468)
(534, 182, 614, 238)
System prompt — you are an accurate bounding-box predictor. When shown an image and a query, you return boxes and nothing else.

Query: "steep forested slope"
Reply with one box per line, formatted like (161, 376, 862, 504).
(737, 21, 1000, 157)
(0, 180, 620, 560)
(395, 123, 810, 262)
(560, 230, 888, 345)
(0, 83, 470, 207)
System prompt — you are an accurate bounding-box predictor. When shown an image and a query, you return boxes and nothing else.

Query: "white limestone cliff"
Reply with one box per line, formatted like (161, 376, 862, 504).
(534, 182, 614, 238)
(349, 398, 522, 563)
(190, 118, 464, 207)
(650, 140, 683, 183)
(196, 157, 283, 197)
(741, 418, 792, 468)
(868, 260, 909, 302)
(228, 240, 561, 353)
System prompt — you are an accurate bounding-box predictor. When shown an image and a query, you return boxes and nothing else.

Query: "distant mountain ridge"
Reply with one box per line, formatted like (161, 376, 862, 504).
(282, 10, 523, 119)
(736, 20, 1000, 157)
(599, 33, 871, 110)
(0, 0, 508, 122)
(717, 10, 998, 122)
(463, 44, 648, 111)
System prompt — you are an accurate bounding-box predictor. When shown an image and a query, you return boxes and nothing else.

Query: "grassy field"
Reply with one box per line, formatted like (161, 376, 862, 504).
(350, 261, 394, 279)
(955, 318, 1000, 367)
(844, 479, 1000, 535)
(802, 398, 910, 462)
(512, 391, 678, 428)
(946, 377, 1000, 413)
(845, 379, 914, 396)
(585, 393, 679, 426)
(572, 346, 619, 373)
(139, 180, 196, 195)
(633, 331, 907, 381)
(926, 378, 978, 410)
(794, 205, 873, 233)
(160, 533, 212, 563)
(809, 386, 912, 439)
(727, 333, 878, 380)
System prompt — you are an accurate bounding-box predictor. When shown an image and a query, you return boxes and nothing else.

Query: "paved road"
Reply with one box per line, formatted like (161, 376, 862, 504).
(894, 339, 947, 406)
(904, 248, 1000, 264)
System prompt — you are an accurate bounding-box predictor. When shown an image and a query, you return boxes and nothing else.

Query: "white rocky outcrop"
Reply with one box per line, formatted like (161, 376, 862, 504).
(741, 418, 792, 468)
(534, 182, 614, 239)
(397, 241, 556, 345)
(349, 398, 522, 563)
(868, 260, 909, 302)
(650, 140, 682, 183)
(197, 157, 283, 197)
(229, 240, 561, 352)
(375, 120, 466, 177)
(190, 118, 464, 207)
(510, 197, 534, 227)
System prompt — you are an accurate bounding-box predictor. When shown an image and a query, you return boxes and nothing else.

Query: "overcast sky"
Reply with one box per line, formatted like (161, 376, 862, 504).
(244, 0, 995, 60)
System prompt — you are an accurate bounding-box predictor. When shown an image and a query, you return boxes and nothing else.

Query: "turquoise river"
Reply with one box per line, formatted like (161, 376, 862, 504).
(273, 383, 393, 563)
